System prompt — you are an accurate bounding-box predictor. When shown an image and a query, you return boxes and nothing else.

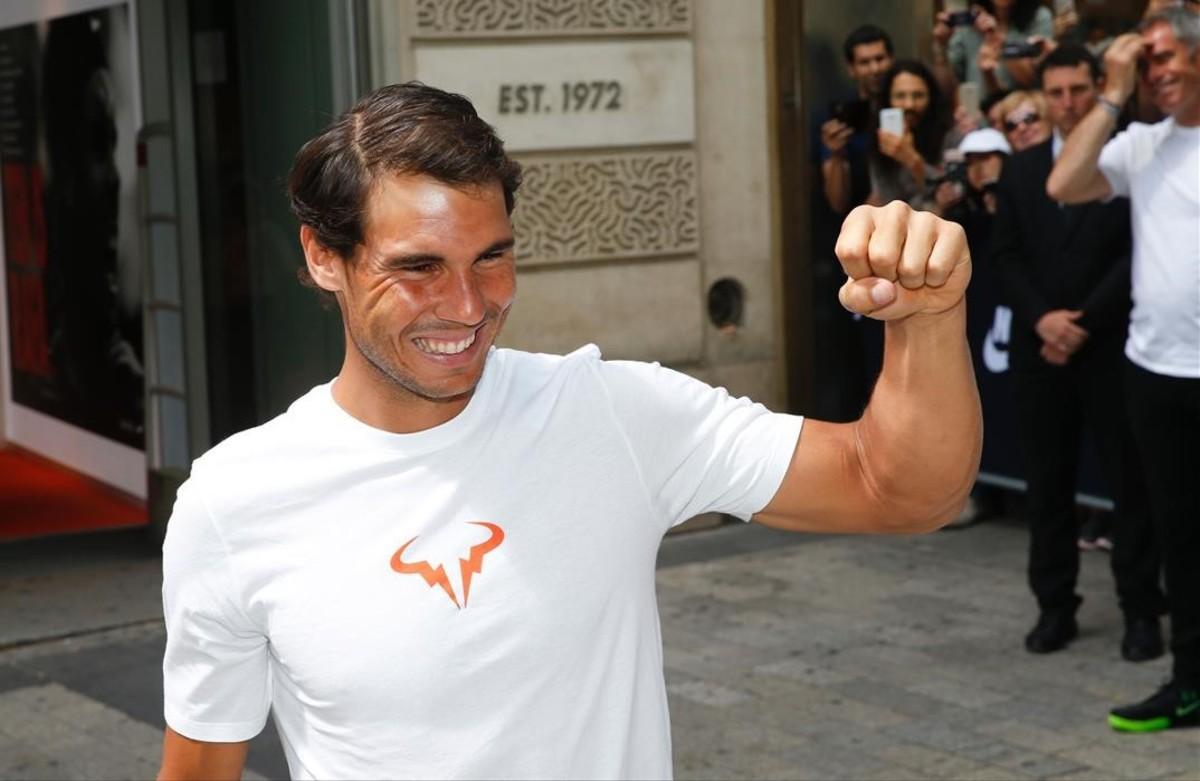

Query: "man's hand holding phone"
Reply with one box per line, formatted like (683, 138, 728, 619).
(821, 118, 854, 156)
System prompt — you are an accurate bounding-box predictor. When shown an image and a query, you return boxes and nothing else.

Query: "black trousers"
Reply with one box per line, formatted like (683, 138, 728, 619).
(1125, 360, 1200, 688)
(1012, 339, 1164, 619)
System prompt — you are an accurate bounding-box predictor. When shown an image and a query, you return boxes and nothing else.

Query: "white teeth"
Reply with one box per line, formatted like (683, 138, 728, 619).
(415, 331, 476, 355)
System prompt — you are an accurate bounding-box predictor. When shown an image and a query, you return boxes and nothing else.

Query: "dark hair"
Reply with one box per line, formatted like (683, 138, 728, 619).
(842, 24, 894, 63)
(288, 82, 523, 283)
(1038, 42, 1102, 84)
(1141, 7, 1200, 55)
(973, 0, 1043, 32)
(876, 60, 951, 168)
(980, 88, 1012, 117)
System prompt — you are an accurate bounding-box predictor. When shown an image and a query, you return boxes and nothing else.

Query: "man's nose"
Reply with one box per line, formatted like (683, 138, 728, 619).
(435, 269, 485, 324)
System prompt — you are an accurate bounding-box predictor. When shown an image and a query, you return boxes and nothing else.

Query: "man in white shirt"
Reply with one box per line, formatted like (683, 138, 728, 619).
(1049, 7, 1200, 733)
(158, 82, 982, 780)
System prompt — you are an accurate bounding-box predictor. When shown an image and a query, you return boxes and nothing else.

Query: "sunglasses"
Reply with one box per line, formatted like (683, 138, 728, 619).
(1004, 112, 1040, 132)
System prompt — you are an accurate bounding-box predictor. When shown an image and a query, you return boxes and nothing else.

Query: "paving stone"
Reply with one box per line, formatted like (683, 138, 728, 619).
(0, 663, 42, 695)
(667, 679, 753, 708)
(5, 517, 1200, 780)
(1054, 743, 1181, 780)
(975, 718, 1097, 754)
(749, 656, 861, 686)
(903, 676, 1012, 709)
(953, 765, 1036, 780)
(870, 740, 997, 778)
(831, 678, 964, 720)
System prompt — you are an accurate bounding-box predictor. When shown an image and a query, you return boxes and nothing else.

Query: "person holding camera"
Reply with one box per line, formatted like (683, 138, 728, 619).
(814, 25, 896, 422)
(1049, 8, 1200, 732)
(934, 129, 1011, 529)
(935, 128, 1009, 226)
(994, 44, 1167, 675)
(932, 0, 1055, 95)
(869, 60, 957, 210)
(820, 25, 894, 215)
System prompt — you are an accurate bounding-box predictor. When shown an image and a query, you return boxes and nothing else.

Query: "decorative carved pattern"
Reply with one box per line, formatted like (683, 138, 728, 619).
(513, 151, 699, 265)
(414, 0, 691, 37)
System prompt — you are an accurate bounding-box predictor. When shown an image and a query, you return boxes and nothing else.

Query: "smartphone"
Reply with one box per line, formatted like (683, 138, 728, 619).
(957, 82, 981, 120)
(829, 99, 871, 133)
(880, 107, 905, 136)
(944, 0, 975, 26)
(1001, 40, 1044, 59)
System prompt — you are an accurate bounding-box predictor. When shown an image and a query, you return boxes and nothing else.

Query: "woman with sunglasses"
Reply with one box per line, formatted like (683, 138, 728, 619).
(995, 89, 1052, 151)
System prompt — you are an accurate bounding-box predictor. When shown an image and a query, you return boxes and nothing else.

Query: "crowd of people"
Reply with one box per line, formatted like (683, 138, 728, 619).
(816, 0, 1199, 733)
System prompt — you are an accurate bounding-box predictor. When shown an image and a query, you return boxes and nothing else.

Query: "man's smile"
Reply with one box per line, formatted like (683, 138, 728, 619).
(413, 328, 479, 356)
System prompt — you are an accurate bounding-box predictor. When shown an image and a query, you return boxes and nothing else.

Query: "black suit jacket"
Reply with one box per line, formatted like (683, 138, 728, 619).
(991, 138, 1133, 371)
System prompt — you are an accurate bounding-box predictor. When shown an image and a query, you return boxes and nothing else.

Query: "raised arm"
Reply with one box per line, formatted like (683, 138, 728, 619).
(756, 202, 981, 535)
(820, 118, 855, 214)
(1047, 33, 1142, 203)
(158, 728, 248, 781)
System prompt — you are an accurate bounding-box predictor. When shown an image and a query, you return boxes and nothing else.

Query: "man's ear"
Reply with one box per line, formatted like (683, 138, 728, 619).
(300, 224, 347, 293)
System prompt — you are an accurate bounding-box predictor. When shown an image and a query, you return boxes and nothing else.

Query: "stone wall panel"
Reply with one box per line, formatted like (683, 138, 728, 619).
(414, 0, 691, 37)
(513, 151, 698, 265)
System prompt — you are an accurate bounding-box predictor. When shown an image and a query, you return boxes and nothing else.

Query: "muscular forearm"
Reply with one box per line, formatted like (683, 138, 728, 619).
(1047, 101, 1117, 202)
(822, 156, 851, 214)
(856, 301, 981, 530)
(158, 728, 248, 781)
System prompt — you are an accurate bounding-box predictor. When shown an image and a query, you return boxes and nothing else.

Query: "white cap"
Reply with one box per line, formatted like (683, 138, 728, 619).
(958, 128, 1012, 156)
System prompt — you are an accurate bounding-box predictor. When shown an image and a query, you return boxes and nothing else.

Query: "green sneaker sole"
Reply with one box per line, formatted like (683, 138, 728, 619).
(1108, 713, 1172, 733)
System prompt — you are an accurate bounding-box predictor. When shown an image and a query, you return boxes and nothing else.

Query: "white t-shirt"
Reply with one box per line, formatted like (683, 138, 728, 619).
(162, 345, 803, 780)
(1098, 117, 1200, 378)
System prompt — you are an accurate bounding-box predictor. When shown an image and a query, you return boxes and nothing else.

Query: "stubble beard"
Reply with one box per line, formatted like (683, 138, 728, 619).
(346, 310, 506, 406)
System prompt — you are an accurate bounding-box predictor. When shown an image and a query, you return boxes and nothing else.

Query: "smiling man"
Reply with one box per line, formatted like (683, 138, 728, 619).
(1049, 7, 1200, 733)
(158, 83, 981, 780)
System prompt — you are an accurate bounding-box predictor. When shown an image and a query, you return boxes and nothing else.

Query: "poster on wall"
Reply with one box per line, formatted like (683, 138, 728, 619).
(0, 1, 143, 450)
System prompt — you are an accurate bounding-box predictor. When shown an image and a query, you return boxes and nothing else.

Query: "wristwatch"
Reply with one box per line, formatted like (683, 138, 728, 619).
(1097, 96, 1122, 120)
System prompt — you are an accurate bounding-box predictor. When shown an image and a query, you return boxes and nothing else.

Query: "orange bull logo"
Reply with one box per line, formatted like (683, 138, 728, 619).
(390, 521, 505, 609)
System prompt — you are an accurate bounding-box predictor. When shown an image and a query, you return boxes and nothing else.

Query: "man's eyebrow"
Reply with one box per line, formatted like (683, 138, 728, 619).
(381, 238, 514, 267)
(479, 238, 515, 257)
(383, 252, 443, 267)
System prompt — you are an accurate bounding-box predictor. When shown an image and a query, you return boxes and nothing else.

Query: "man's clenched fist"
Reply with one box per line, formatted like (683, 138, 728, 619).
(835, 201, 971, 321)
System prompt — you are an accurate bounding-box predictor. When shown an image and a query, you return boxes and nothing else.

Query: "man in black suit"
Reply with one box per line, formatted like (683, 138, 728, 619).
(992, 44, 1165, 659)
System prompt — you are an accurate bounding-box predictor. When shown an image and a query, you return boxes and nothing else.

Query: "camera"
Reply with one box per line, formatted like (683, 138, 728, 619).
(829, 99, 871, 133)
(1000, 40, 1044, 59)
(947, 10, 977, 26)
(928, 161, 970, 191)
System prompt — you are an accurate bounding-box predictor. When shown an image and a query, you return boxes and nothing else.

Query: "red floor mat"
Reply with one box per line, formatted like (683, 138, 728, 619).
(0, 446, 146, 541)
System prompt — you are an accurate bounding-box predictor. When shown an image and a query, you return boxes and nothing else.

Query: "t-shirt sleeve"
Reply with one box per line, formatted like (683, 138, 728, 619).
(161, 476, 270, 743)
(1098, 129, 1134, 198)
(594, 359, 804, 529)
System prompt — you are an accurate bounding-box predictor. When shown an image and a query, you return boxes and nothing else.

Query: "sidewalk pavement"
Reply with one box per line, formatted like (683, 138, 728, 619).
(1, 517, 1197, 780)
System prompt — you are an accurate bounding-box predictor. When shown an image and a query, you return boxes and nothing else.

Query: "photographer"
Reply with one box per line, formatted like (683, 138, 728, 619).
(813, 25, 896, 422)
(935, 128, 1009, 224)
(933, 0, 1055, 95)
(869, 60, 956, 210)
(820, 25, 894, 215)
